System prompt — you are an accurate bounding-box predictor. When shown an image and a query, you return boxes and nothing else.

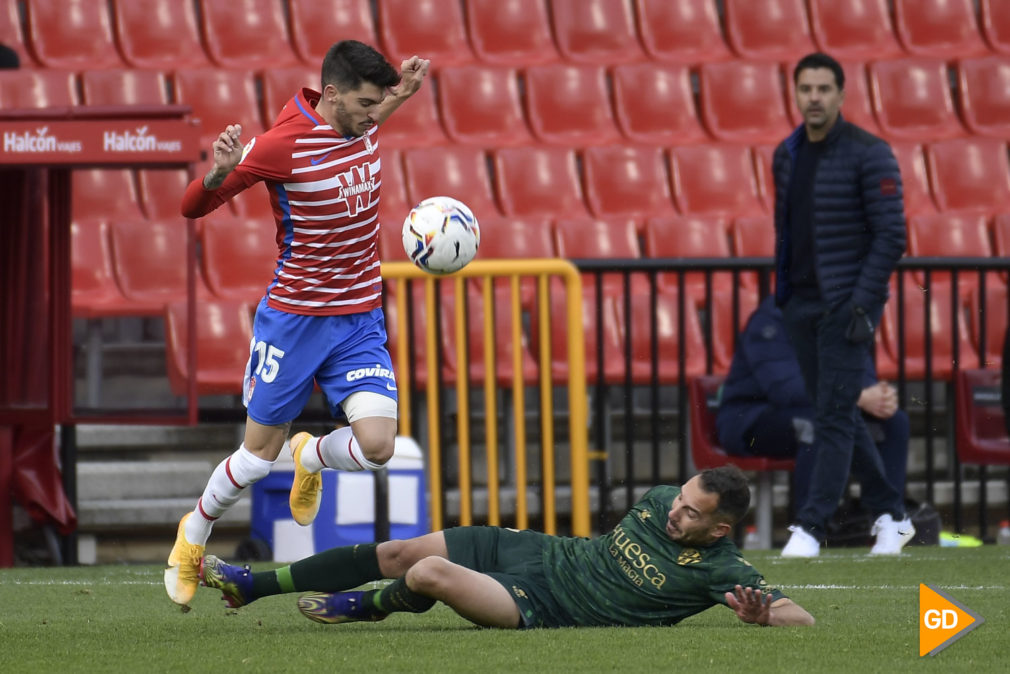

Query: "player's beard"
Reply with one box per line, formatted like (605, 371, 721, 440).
(334, 99, 362, 138)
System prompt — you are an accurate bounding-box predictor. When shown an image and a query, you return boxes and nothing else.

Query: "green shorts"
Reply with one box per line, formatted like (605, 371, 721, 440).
(444, 526, 569, 629)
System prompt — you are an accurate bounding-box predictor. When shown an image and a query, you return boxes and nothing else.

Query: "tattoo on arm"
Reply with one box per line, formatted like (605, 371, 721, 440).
(202, 168, 228, 190)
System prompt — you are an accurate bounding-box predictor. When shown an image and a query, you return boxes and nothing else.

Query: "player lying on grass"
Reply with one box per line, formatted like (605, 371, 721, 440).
(201, 465, 814, 628)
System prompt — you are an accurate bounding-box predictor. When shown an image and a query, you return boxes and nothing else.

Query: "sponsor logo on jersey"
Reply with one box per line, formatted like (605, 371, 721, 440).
(676, 549, 702, 566)
(608, 524, 667, 589)
(335, 162, 375, 218)
(345, 364, 396, 385)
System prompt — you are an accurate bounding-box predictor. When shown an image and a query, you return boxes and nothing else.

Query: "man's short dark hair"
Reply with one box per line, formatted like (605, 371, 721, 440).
(322, 40, 400, 93)
(699, 466, 750, 524)
(793, 52, 845, 91)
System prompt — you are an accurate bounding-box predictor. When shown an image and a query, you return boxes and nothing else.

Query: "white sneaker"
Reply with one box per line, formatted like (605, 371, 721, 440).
(869, 514, 915, 555)
(781, 524, 820, 558)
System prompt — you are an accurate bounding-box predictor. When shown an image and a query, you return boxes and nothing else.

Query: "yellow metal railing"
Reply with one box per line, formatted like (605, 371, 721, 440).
(381, 259, 590, 537)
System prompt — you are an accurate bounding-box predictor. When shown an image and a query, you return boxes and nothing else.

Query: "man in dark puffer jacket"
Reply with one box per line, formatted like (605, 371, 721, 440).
(773, 53, 913, 558)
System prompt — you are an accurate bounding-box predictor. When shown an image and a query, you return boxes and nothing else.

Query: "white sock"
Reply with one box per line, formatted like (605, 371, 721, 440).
(301, 426, 383, 473)
(186, 446, 274, 546)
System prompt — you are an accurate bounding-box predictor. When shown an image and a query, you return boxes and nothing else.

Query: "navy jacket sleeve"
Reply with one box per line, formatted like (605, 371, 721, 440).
(736, 303, 809, 409)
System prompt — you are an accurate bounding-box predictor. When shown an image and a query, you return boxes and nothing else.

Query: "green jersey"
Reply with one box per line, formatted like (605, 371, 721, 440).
(541, 485, 786, 627)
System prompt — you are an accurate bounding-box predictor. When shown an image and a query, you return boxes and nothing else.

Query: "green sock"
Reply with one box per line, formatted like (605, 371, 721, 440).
(371, 576, 436, 614)
(250, 543, 381, 600)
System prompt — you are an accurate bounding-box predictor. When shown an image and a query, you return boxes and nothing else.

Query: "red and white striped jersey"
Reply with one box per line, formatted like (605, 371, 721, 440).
(181, 88, 384, 316)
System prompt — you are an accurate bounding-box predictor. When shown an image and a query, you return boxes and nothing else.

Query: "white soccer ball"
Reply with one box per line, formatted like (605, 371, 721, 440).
(402, 196, 480, 275)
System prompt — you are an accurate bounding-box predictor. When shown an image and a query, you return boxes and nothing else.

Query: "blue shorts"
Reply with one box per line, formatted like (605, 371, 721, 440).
(242, 299, 397, 426)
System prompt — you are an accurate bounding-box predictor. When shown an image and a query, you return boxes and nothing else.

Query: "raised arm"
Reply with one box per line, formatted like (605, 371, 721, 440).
(725, 585, 815, 627)
(374, 56, 430, 127)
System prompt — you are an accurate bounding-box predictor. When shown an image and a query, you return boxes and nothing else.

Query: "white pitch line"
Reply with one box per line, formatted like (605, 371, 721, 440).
(780, 583, 1006, 591)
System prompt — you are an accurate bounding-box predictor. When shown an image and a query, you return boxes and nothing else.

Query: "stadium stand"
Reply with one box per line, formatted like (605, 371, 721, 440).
(23, 0, 124, 69)
(524, 63, 622, 146)
(437, 65, 533, 147)
(612, 62, 710, 145)
(906, 211, 995, 300)
(288, 0, 378, 65)
(198, 0, 299, 69)
(171, 68, 265, 148)
(374, 82, 447, 149)
(751, 144, 776, 213)
(730, 214, 775, 291)
(642, 214, 734, 301)
(698, 60, 793, 144)
(581, 145, 676, 219)
(493, 146, 588, 217)
(79, 69, 169, 106)
(723, 0, 816, 62)
(375, 0, 475, 69)
(868, 58, 968, 141)
(880, 284, 976, 380)
(111, 0, 212, 69)
(402, 145, 501, 217)
(926, 137, 1010, 215)
(550, 0, 646, 65)
(534, 289, 625, 385)
(377, 149, 412, 238)
(200, 213, 279, 304)
(668, 144, 765, 217)
(163, 299, 253, 396)
(0, 0, 35, 67)
(136, 169, 197, 221)
(981, 0, 1010, 54)
(464, 0, 559, 66)
(994, 213, 1010, 257)
(554, 214, 648, 296)
(806, 0, 904, 61)
(968, 284, 1009, 370)
(633, 0, 733, 64)
(893, 0, 990, 59)
(72, 169, 145, 225)
(956, 55, 1010, 138)
(707, 286, 760, 373)
(260, 66, 318, 127)
(889, 142, 939, 216)
(615, 289, 708, 384)
(954, 368, 1010, 469)
(71, 221, 134, 318)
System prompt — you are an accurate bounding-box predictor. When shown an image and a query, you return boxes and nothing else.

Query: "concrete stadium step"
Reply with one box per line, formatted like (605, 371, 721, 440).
(77, 497, 250, 529)
(77, 461, 214, 500)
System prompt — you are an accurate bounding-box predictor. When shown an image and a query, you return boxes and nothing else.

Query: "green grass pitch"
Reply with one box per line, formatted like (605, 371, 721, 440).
(1, 547, 1006, 673)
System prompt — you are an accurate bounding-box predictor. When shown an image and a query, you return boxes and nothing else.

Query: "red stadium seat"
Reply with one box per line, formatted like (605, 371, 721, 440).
(524, 64, 621, 146)
(0, 0, 36, 66)
(137, 169, 196, 220)
(493, 146, 588, 218)
(464, 0, 558, 66)
(198, 0, 299, 68)
(375, 0, 474, 69)
(751, 144, 776, 213)
(437, 65, 532, 147)
(785, 61, 880, 136)
(375, 83, 448, 149)
(23, 0, 124, 69)
(668, 145, 765, 217)
(968, 284, 1009, 370)
(111, 0, 211, 69)
(71, 221, 134, 318)
(80, 69, 169, 106)
(698, 61, 792, 144)
(533, 288, 624, 386)
(164, 299, 254, 396)
(402, 146, 500, 218)
(893, 0, 989, 59)
(72, 169, 144, 225)
(201, 213, 279, 304)
(0, 69, 76, 108)
(889, 142, 938, 217)
(868, 58, 967, 142)
(926, 137, 1010, 214)
(707, 287, 760, 373)
(377, 149, 411, 240)
(615, 289, 708, 384)
(731, 214, 776, 292)
(907, 212, 995, 300)
(954, 368, 1010, 464)
(260, 66, 318, 128)
(582, 145, 675, 219)
(807, 0, 903, 61)
(612, 63, 710, 146)
(288, 0, 377, 65)
(633, 0, 733, 64)
(994, 213, 1010, 257)
(642, 214, 734, 301)
(109, 219, 210, 313)
(172, 69, 265, 148)
(981, 0, 1010, 54)
(957, 56, 1010, 138)
(475, 213, 555, 307)
(880, 283, 975, 380)
(550, 0, 645, 65)
(723, 0, 816, 62)
(554, 215, 647, 297)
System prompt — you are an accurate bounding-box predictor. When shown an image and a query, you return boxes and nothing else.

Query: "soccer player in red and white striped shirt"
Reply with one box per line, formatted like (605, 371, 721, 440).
(166, 41, 430, 606)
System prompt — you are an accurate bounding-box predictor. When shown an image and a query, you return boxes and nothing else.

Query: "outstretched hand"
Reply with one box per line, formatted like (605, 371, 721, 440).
(391, 56, 430, 100)
(725, 584, 772, 626)
(211, 124, 244, 173)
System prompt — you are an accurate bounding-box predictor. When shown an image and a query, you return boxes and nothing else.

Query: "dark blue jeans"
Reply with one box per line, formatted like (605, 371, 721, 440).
(782, 295, 905, 541)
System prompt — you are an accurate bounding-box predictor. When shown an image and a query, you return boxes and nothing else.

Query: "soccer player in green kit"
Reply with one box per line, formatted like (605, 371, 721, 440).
(201, 466, 814, 628)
